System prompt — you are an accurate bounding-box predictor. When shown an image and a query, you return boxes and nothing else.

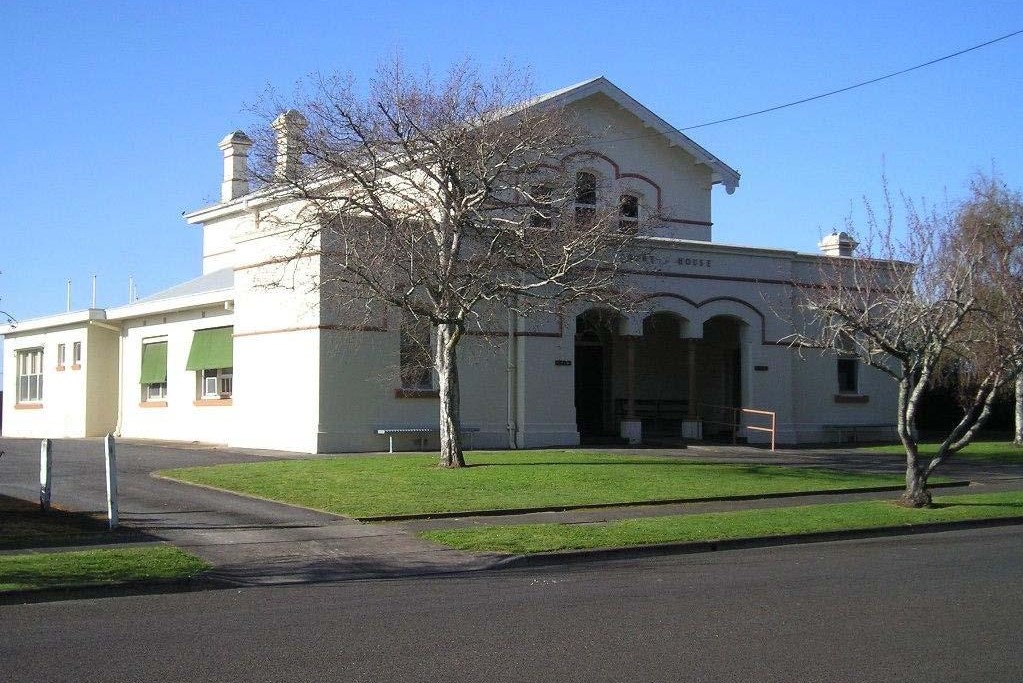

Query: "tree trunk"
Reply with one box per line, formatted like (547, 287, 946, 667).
(436, 323, 466, 468)
(899, 463, 932, 508)
(1015, 374, 1023, 446)
(896, 376, 931, 507)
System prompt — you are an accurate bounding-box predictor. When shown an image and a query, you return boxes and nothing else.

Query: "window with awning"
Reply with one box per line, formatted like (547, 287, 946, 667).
(187, 327, 234, 400)
(185, 327, 233, 371)
(139, 341, 168, 384)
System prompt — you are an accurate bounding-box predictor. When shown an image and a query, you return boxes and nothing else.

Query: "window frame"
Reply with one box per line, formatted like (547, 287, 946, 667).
(574, 171, 598, 228)
(56, 343, 66, 370)
(619, 193, 640, 232)
(399, 315, 434, 391)
(836, 357, 859, 394)
(528, 184, 555, 229)
(145, 382, 168, 401)
(199, 367, 233, 399)
(16, 348, 44, 404)
(140, 338, 169, 404)
(71, 341, 82, 369)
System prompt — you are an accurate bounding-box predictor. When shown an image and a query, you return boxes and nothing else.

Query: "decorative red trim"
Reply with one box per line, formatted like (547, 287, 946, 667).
(139, 401, 168, 408)
(617, 172, 663, 213)
(15, 403, 44, 410)
(563, 151, 665, 213)
(834, 394, 869, 404)
(193, 398, 233, 406)
(395, 388, 439, 399)
(660, 217, 713, 227)
(55, 366, 65, 372)
(636, 292, 770, 344)
(71, 364, 81, 371)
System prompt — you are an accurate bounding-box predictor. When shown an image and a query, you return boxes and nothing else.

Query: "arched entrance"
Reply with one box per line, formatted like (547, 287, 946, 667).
(574, 309, 621, 443)
(574, 307, 752, 445)
(695, 315, 745, 440)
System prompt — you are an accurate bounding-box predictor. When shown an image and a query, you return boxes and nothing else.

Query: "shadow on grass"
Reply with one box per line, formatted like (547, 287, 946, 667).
(931, 501, 1023, 509)
(462, 462, 882, 482)
(0, 494, 157, 551)
(465, 461, 836, 471)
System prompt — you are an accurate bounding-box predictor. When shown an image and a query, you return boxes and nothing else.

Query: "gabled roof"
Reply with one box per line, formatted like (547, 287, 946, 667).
(185, 76, 740, 223)
(525, 76, 740, 193)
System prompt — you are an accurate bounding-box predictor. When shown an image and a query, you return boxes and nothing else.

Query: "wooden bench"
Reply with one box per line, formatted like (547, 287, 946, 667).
(375, 426, 480, 453)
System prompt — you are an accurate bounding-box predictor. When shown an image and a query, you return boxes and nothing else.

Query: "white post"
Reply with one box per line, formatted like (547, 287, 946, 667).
(91, 275, 97, 309)
(66, 279, 72, 312)
(39, 438, 52, 512)
(104, 434, 119, 529)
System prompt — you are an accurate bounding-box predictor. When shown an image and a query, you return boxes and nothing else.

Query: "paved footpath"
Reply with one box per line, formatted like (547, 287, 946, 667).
(2, 437, 1022, 586)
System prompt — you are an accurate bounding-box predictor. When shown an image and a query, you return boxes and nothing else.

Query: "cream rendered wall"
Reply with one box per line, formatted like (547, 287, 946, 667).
(201, 215, 244, 274)
(2, 326, 89, 437)
(515, 316, 579, 448)
(315, 327, 515, 453)
(457, 334, 519, 449)
(789, 352, 897, 442)
(84, 326, 119, 435)
(316, 327, 426, 452)
(226, 206, 324, 453)
(570, 92, 715, 240)
(231, 327, 321, 453)
(119, 307, 235, 444)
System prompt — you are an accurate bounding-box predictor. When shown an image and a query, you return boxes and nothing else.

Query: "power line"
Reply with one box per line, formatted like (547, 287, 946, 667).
(679, 28, 1023, 131)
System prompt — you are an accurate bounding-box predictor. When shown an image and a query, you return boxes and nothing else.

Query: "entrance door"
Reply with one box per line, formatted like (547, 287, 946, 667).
(575, 344, 605, 439)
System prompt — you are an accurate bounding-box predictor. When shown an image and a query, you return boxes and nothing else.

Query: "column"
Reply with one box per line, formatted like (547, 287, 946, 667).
(682, 338, 703, 440)
(620, 334, 642, 445)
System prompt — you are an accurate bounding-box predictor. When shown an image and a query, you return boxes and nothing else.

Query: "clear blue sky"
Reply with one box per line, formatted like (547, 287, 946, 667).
(1, 0, 1021, 323)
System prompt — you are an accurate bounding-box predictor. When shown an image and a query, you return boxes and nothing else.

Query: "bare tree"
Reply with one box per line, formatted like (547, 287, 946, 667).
(792, 175, 1023, 507)
(248, 60, 638, 467)
(1015, 375, 1023, 446)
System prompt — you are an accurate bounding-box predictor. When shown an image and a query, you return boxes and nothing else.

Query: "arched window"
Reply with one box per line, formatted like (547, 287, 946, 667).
(619, 194, 639, 232)
(529, 184, 554, 228)
(575, 172, 597, 227)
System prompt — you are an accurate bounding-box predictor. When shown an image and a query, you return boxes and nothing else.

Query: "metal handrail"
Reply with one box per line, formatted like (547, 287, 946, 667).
(694, 402, 776, 451)
(742, 407, 776, 452)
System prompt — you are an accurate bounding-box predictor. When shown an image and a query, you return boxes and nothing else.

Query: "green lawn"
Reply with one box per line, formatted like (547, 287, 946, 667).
(865, 440, 1023, 464)
(159, 450, 904, 518)
(419, 490, 1023, 554)
(0, 546, 210, 593)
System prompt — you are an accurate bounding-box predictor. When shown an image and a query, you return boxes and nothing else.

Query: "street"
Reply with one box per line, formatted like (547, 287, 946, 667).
(4, 526, 1022, 682)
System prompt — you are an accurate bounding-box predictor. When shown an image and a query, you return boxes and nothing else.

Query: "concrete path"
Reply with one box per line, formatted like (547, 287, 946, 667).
(0, 437, 503, 586)
(3, 437, 1022, 586)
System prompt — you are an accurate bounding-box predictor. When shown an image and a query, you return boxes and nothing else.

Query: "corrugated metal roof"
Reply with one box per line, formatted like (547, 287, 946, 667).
(135, 268, 233, 304)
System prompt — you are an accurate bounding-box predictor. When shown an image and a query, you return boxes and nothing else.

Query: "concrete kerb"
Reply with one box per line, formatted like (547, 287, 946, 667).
(487, 515, 1023, 571)
(0, 574, 232, 606)
(357, 480, 972, 522)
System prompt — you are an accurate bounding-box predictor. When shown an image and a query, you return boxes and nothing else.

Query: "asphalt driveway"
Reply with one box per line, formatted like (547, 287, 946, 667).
(0, 437, 500, 585)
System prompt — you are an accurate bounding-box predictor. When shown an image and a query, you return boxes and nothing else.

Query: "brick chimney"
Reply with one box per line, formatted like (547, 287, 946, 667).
(272, 109, 308, 181)
(217, 131, 253, 202)
(818, 231, 858, 257)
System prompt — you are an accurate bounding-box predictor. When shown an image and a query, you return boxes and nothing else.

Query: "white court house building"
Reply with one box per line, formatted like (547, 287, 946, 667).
(1, 78, 896, 452)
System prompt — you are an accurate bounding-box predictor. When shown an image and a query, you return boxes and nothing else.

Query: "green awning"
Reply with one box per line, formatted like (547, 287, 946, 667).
(139, 341, 168, 384)
(185, 326, 234, 371)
